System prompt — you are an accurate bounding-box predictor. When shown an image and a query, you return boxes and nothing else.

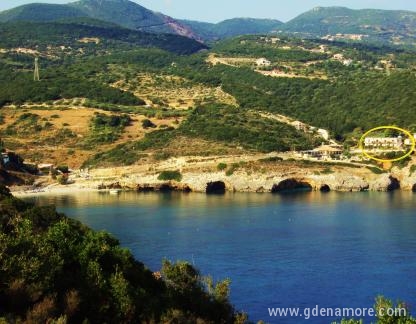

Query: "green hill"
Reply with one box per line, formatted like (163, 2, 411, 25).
(0, 3, 85, 23)
(70, 0, 172, 34)
(282, 6, 416, 44)
(0, 0, 200, 40)
(0, 20, 206, 54)
(180, 18, 283, 40)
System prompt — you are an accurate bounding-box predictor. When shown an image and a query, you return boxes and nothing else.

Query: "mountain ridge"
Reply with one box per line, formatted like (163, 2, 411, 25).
(1, 2, 416, 44)
(180, 18, 283, 41)
(282, 6, 416, 44)
(0, 0, 202, 41)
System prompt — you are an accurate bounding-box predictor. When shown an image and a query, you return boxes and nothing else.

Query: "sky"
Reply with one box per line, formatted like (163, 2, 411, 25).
(1, 0, 416, 22)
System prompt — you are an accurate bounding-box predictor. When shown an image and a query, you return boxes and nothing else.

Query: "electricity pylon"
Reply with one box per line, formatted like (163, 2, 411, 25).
(34, 57, 40, 81)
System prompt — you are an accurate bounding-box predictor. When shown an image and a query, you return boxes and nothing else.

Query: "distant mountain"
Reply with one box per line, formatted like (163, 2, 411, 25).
(180, 18, 283, 41)
(0, 0, 201, 41)
(0, 3, 85, 22)
(70, 0, 200, 40)
(282, 6, 416, 44)
(2, 2, 416, 45)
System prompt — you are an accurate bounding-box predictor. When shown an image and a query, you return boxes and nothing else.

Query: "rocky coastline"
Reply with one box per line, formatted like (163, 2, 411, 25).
(42, 165, 415, 195)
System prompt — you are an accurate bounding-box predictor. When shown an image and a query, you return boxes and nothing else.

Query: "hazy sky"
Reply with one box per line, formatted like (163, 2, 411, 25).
(1, 0, 416, 22)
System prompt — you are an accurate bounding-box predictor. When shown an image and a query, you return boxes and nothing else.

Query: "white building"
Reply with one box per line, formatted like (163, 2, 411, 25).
(291, 121, 308, 132)
(317, 129, 330, 140)
(256, 58, 271, 67)
(364, 136, 403, 149)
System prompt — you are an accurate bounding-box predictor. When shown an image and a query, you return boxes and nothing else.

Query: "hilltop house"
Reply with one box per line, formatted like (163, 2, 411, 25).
(256, 58, 271, 67)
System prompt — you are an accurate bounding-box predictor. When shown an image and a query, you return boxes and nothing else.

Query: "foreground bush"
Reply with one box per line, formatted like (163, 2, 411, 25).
(0, 185, 243, 323)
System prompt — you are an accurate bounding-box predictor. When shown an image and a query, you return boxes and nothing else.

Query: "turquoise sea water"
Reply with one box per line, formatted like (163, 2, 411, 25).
(24, 191, 416, 323)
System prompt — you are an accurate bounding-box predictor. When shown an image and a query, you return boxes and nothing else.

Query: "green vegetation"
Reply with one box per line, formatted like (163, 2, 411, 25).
(0, 0, 206, 46)
(83, 142, 147, 168)
(217, 163, 228, 171)
(84, 128, 177, 167)
(83, 113, 131, 147)
(259, 156, 284, 163)
(142, 119, 157, 129)
(157, 170, 183, 182)
(219, 67, 416, 138)
(3, 113, 44, 135)
(0, 64, 143, 108)
(180, 104, 319, 152)
(214, 36, 329, 62)
(0, 3, 85, 23)
(70, 0, 184, 35)
(0, 187, 243, 323)
(0, 20, 205, 55)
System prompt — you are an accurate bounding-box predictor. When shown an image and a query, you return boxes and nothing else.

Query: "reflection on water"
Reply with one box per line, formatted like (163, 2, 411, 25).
(22, 191, 416, 324)
(24, 190, 416, 215)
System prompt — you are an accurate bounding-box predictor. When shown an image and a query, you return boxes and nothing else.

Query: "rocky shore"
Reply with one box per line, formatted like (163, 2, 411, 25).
(28, 166, 413, 195)
(11, 154, 416, 196)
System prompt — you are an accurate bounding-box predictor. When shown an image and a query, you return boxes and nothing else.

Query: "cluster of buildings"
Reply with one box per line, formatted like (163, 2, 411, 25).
(364, 134, 416, 149)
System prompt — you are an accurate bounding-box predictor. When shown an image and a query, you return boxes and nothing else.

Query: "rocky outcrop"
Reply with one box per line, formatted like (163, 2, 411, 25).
(271, 179, 313, 193)
(369, 175, 400, 192)
(81, 167, 411, 194)
(310, 174, 369, 192)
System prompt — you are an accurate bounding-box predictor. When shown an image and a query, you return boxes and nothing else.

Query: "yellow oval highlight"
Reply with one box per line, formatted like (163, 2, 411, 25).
(359, 126, 415, 163)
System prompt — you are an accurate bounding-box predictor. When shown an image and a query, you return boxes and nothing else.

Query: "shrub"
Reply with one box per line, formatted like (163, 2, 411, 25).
(158, 170, 182, 182)
(142, 119, 157, 129)
(217, 163, 227, 171)
(56, 174, 68, 185)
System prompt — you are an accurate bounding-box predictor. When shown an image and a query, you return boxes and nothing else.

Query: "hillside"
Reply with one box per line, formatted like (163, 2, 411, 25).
(180, 18, 283, 41)
(0, 20, 206, 54)
(2, 15, 416, 169)
(3, 2, 416, 46)
(282, 6, 416, 45)
(0, 0, 200, 41)
(70, 0, 200, 40)
(0, 3, 85, 23)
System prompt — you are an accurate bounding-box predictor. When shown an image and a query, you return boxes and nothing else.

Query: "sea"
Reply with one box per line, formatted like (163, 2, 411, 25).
(23, 191, 416, 323)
